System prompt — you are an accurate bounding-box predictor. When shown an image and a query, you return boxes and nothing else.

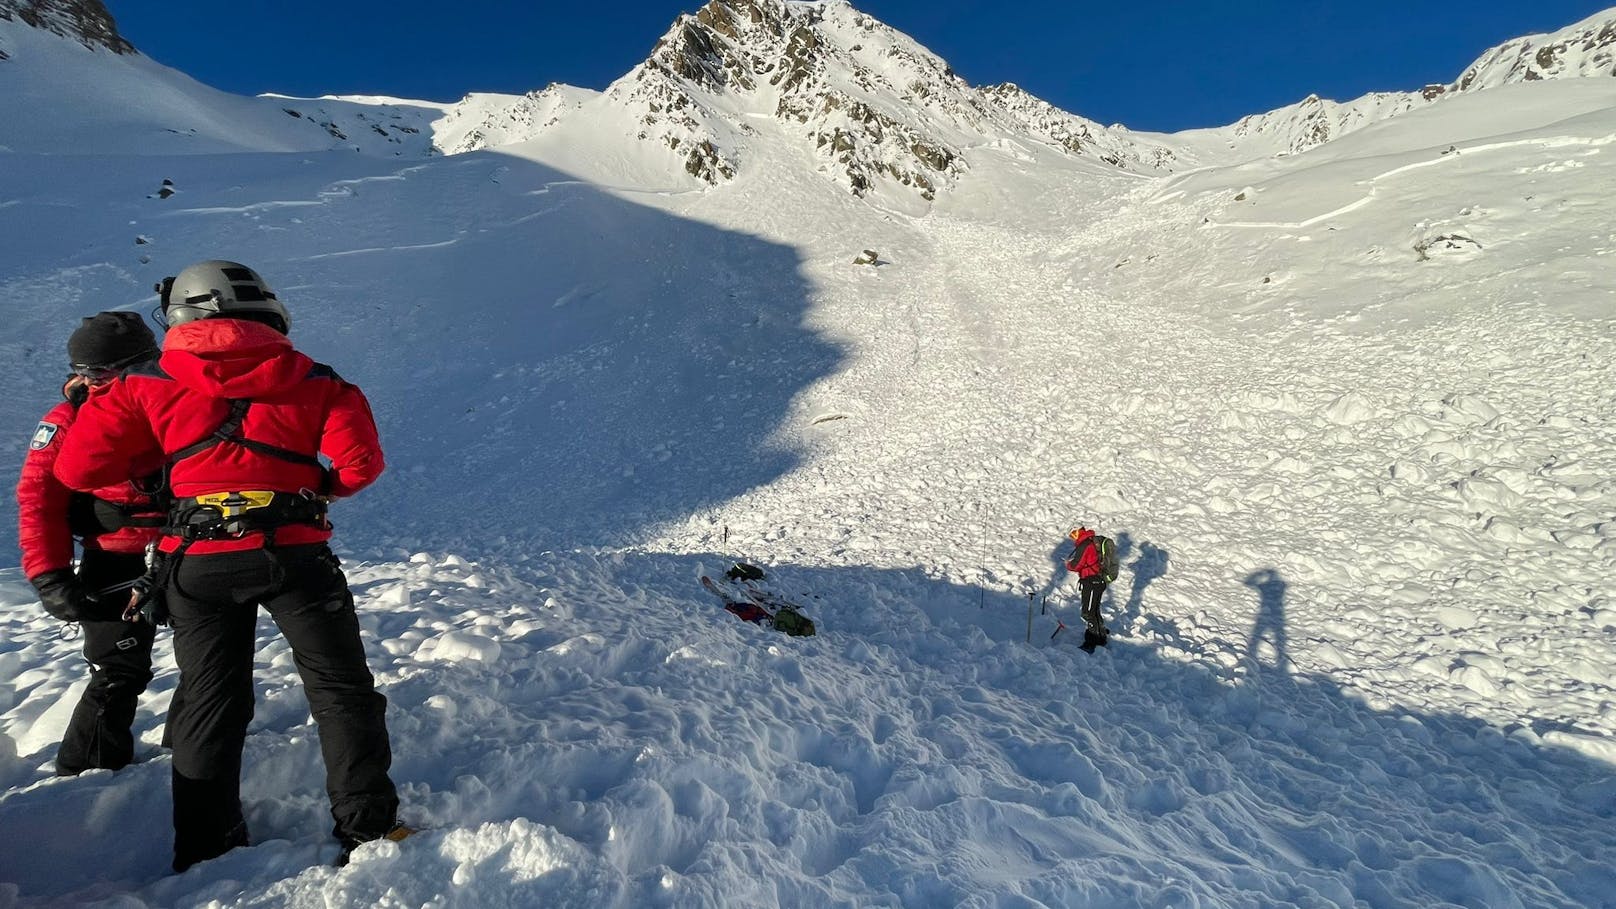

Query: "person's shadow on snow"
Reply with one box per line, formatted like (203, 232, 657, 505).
(1243, 568, 1289, 673)
(1040, 532, 1168, 635)
(1118, 536, 1168, 628)
(1037, 537, 1074, 608)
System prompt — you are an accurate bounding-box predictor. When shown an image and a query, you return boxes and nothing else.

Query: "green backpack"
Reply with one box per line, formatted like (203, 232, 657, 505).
(770, 605, 816, 637)
(1073, 535, 1119, 583)
(1094, 535, 1119, 583)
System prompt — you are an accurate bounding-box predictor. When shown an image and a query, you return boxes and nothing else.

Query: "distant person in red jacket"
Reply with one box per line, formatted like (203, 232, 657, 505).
(53, 260, 403, 872)
(17, 312, 164, 775)
(1065, 526, 1113, 649)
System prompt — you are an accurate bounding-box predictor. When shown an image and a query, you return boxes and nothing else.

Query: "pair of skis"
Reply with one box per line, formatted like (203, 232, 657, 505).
(699, 574, 815, 635)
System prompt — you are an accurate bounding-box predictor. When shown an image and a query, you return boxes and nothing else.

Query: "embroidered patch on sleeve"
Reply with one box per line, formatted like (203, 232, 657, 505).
(30, 422, 58, 451)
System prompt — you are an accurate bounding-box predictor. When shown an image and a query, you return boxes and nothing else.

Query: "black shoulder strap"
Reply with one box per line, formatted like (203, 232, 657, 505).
(1071, 538, 1094, 563)
(168, 399, 252, 463)
(166, 398, 330, 490)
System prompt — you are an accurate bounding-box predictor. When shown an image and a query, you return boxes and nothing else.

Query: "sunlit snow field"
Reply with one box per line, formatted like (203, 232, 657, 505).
(1, 13, 1614, 909)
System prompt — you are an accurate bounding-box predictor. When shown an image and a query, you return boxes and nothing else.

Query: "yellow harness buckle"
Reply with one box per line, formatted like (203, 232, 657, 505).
(193, 490, 277, 518)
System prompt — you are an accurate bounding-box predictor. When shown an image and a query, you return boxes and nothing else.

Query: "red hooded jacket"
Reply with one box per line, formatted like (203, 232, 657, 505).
(1065, 528, 1103, 580)
(16, 396, 162, 578)
(53, 319, 384, 555)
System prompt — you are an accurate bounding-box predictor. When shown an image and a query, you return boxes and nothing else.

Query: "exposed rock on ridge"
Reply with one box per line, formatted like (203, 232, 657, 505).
(436, 3, 1616, 195)
(1224, 9, 1616, 157)
(1228, 92, 1428, 156)
(0, 0, 133, 57)
(614, 0, 1175, 199)
(443, 0, 1175, 201)
(1451, 10, 1616, 90)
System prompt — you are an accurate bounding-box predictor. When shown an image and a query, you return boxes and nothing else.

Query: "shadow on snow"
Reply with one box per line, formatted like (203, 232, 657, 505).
(6, 553, 1611, 907)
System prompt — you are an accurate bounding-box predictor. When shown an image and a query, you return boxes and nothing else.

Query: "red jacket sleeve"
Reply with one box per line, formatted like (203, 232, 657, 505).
(16, 404, 76, 579)
(320, 381, 385, 497)
(52, 379, 161, 494)
(1065, 540, 1100, 577)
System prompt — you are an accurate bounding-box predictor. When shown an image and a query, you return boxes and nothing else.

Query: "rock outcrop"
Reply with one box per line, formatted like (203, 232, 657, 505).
(0, 0, 134, 57)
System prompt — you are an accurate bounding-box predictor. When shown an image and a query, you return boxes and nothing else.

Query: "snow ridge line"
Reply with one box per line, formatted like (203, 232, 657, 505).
(1209, 133, 1615, 230)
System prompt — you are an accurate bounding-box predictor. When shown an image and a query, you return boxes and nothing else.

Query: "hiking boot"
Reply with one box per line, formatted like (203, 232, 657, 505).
(1081, 627, 1109, 652)
(336, 823, 416, 867)
(173, 819, 249, 873)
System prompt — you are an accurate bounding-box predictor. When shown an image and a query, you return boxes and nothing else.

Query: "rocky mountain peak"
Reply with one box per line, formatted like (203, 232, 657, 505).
(430, 3, 1616, 198)
(604, 0, 1172, 201)
(0, 0, 134, 59)
(1451, 10, 1616, 91)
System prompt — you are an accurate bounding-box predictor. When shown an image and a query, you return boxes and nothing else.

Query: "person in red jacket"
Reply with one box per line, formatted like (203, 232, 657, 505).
(1064, 526, 1111, 649)
(17, 312, 165, 775)
(53, 260, 402, 872)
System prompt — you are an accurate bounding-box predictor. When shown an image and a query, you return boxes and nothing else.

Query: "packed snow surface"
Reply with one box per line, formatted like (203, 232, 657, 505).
(2, 16, 1615, 909)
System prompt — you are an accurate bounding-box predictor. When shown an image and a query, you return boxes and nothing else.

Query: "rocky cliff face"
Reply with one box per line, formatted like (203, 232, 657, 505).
(610, 0, 1177, 198)
(426, 3, 1616, 196)
(1450, 10, 1616, 91)
(0, 0, 133, 59)
(443, 0, 1175, 201)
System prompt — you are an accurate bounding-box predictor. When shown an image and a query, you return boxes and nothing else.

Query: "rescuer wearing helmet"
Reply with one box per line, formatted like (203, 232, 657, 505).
(52, 260, 404, 871)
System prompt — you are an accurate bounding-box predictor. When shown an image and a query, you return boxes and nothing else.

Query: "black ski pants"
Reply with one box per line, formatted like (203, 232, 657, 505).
(1079, 577, 1108, 631)
(56, 550, 155, 776)
(164, 543, 397, 871)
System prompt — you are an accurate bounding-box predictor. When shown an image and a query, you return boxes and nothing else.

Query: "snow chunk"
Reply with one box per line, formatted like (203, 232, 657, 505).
(419, 630, 502, 664)
(1434, 606, 1479, 629)
(1323, 392, 1379, 425)
(1453, 665, 1501, 698)
(667, 646, 727, 667)
(1441, 394, 1501, 425)
(1087, 489, 1131, 513)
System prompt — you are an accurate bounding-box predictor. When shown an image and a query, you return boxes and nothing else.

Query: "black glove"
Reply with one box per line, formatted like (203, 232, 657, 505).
(32, 569, 91, 622)
(128, 576, 168, 626)
(32, 569, 126, 623)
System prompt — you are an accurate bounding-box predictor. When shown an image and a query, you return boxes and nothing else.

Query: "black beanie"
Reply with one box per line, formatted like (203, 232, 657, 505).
(67, 311, 159, 368)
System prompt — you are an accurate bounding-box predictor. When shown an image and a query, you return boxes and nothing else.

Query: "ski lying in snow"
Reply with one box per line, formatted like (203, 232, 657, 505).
(700, 575, 816, 636)
(702, 575, 775, 624)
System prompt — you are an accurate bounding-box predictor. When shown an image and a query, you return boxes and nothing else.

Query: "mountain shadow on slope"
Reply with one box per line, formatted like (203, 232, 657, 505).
(0, 150, 840, 555)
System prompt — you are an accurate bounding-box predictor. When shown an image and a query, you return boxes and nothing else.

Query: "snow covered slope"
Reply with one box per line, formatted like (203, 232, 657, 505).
(434, 0, 1179, 206)
(430, 2, 1616, 195)
(1452, 7, 1616, 89)
(0, 3, 1614, 908)
(1183, 8, 1616, 160)
(0, 2, 443, 155)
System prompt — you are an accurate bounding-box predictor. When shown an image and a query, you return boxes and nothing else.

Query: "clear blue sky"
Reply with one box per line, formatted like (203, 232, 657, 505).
(108, 0, 1612, 131)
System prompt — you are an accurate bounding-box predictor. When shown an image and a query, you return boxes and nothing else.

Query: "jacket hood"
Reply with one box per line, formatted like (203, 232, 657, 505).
(160, 319, 313, 399)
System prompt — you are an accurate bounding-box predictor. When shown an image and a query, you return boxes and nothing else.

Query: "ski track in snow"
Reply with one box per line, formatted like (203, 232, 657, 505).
(1, 59, 1615, 909)
(1196, 134, 1616, 231)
